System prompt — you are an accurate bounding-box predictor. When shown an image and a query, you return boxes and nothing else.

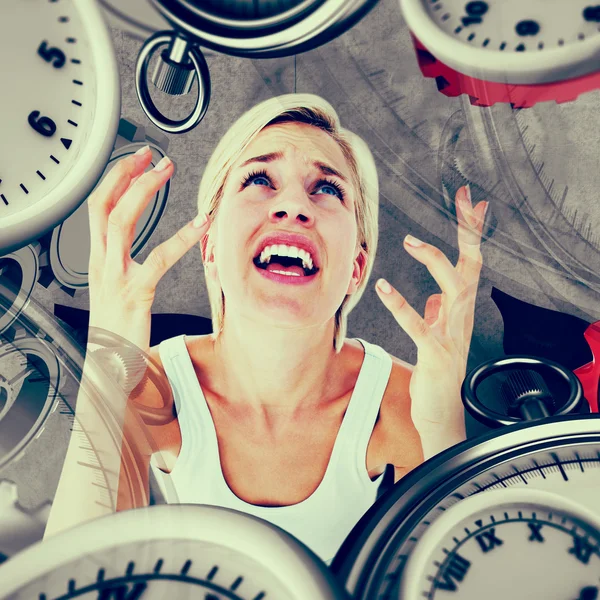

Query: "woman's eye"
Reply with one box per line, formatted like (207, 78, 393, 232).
(317, 184, 338, 196)
(242, 170, 272, 189)
(249, 175, 270, 187)
(314, 180, 345, 202)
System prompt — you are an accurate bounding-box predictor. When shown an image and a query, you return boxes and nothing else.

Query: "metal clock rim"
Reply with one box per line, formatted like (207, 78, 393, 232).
(149, 0, 380, 58)
(461, 355, 583, 428)
(400, 0, 600, 84)
(175, 0, 323, 32)
(135, 31, 211, 134)
(332, 413, 600, 596)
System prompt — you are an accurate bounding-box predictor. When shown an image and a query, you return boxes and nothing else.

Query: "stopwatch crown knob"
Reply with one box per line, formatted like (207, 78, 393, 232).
(151, 35, 196, 95)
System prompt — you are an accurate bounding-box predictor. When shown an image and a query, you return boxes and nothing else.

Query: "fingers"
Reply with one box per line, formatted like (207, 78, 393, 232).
(375, 279, 441, 364)
(455, 185, 487, 280)
(138, 214, 211, 292)
(106, 156, 174, 268)
(88, 148, 153, 266)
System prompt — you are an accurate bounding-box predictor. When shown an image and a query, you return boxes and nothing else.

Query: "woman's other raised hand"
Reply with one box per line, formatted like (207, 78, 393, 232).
(87, 146, 210, 352)
(375, 185, 488, 458)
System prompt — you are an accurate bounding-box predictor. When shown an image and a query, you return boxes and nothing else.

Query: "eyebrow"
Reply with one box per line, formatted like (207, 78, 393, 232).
(238, 151, 349, 184)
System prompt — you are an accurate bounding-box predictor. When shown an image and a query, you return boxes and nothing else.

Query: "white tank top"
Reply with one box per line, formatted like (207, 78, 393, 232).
(150, 335, 393, 565)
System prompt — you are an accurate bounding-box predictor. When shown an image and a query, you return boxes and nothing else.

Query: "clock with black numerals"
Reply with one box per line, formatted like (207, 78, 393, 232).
(0, 0, 120, 254)
(400, 0, 600, 106)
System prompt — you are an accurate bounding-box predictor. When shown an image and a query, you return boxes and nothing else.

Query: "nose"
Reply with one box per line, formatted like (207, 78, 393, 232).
(268, 184, 315, 226)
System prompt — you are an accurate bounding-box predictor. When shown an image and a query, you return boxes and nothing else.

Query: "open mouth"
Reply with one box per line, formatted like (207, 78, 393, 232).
(253, 244, 319, 278)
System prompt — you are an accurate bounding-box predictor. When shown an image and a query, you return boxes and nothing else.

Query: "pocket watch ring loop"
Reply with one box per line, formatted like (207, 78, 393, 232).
(135, 31, 211, 134)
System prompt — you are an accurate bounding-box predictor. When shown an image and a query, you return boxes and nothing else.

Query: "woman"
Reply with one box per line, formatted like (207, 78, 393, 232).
(45, 94, 487, 564)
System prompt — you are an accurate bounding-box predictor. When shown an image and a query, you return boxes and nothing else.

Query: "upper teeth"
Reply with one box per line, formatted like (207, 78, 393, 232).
(258, 244, 314, 270)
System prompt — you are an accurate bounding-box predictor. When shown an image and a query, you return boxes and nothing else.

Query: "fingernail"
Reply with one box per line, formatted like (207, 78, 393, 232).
(134, 145, 150, 157)
(405, 234, 424, 248)
(154, 156, 172, 172)
(483, 201, 489, 218)
(465, 184, 472, 204)
(377, 278, 392, 294)
(193, 213, 208, 228)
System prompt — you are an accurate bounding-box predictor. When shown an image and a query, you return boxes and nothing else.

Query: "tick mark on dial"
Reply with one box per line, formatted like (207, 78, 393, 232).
(71, 58, 81, 64)
(67, 120, 77, 127)
(231, 576, 243, 590)
(72, 100, 82, 107)
(482, 38, 490, 46)
(468, 33, 475, 41)
(66, 37, 76, 43)
(73, 80, 83, 86)
(58, 16, 69, 22)
(442, 13, 450, 21)
(455, 26, 463, 34)
(20, 184, 28, 194)
(207, 565, 218, 580)
(499, 41, 507, 50)
(50, 155, 60, 164)
(1, 194, 7, 206)
(180, 559, 192, 575)
(37, 170, 46, 180)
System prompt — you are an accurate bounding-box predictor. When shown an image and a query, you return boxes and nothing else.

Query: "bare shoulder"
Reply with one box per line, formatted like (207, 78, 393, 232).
(370, 351, 424, 478)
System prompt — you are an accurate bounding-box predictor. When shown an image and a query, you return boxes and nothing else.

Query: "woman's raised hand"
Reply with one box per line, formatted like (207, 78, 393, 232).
(375, 185, 487, 457)
(87, 146, 210, 353)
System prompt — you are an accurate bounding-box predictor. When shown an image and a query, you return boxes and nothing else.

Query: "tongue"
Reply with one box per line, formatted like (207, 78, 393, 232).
(266, 262, 305, 276)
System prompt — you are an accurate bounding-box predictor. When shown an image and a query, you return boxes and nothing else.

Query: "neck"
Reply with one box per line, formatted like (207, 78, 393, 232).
(212, 316, 341, 412)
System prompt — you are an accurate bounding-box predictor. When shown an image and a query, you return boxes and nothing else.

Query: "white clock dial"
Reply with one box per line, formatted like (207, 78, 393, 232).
(0, 505, 347, 599)
(402, 489, 600, 599)
(0, 0, 120, 254)
(401, 0, 600, 83)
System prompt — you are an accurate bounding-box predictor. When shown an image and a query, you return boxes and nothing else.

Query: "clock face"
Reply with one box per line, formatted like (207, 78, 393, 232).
(401, 490, 600, 599)
(0, 505, 346, 599)
(0, 0, 120, 254)
(401, 0, 600, 83)
(425, 0, 600, 52)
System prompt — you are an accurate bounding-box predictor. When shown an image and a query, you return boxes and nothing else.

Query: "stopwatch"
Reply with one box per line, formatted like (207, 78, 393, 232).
(0, 0, 121, 255)
(400, 0, 600, 106)
(0, 504, 349, 600)
(332, 356, 600, 599)
(132, 0, 379, 132)
(0, 277, 177, 558)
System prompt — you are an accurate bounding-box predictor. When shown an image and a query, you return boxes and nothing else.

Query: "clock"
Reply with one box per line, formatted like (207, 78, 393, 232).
(0, 0, 121, 255)
(401, 489, 600, 599)
(133, 0, 380, 132)
(0, 504, 349, 599)
(400, 0, 600, 106)
(332, 357, 600, 598)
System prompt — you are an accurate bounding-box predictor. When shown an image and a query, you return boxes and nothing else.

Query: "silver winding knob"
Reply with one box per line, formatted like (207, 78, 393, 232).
(151, 34, 196, 95)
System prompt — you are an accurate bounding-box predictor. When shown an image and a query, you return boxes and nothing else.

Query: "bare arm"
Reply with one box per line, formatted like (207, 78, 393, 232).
(44, 148, 209, 539)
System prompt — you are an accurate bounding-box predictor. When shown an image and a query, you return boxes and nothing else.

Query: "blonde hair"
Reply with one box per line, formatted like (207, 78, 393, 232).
(197, 94, 379, 352)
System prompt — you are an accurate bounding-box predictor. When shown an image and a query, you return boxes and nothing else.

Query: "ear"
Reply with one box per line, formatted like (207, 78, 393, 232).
(346, 246, 368, 295)
(200, 230, 219, 283)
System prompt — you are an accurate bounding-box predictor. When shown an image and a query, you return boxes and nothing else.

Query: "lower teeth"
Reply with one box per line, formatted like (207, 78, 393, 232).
(271, 270, 301, 277)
